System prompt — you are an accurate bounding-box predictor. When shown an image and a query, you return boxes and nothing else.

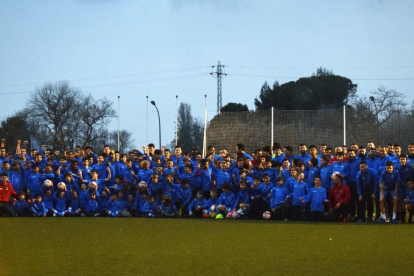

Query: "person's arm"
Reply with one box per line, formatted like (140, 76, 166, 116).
(183, 192, 192, 206)
(1, 139, 5, 149)
(104, 167, 111, 182)
(16, 140, 21, 155)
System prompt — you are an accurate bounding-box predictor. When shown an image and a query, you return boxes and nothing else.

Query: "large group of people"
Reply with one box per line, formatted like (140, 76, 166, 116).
(1, 138, 414, 224)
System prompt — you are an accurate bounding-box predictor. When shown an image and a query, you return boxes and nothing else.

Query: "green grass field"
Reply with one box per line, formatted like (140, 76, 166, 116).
(1, 218, 413, 276)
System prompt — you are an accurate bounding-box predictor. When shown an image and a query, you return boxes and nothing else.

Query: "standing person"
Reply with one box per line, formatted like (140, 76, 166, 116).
(378, 161, 400, 223)
(236, 144, 253, 160)
(356, 161, 378, 222)
(0, 172, 18, 216)
(327, 173, 351, 222)
(346, 149, 361, 221)
(303, 176, 328, 221)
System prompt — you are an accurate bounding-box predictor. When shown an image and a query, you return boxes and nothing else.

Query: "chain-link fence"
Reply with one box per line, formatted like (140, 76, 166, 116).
(206, 107, 414, 155)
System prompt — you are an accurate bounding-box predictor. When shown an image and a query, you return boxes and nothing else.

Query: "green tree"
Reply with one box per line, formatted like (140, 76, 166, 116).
(254, 68, 357, 110)
(172, 102, 204, 153)
(220, 102, 249, 112)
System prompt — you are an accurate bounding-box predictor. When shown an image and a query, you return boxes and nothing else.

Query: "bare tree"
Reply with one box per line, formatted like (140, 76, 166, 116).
(26, 81, 116, 151)
(108, 130, 135, 153)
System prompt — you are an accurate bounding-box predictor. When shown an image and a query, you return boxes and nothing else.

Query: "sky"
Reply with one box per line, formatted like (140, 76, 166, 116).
(1, 0, 413, 150)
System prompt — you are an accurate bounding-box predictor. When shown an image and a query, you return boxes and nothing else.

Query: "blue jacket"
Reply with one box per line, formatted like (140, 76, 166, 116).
(319, 164, 332, 192)
(218, 191, 236, 209)
(30, 201, 47, 216)
(188, 198, 209, 211)
(106, 199, 122, 213)
(142, 202, 159, 213)
(379, 170, 400, 190)
(233, 189, 250, 210)
(357, 168, 379, 195)
(212, 169, 232, 189)
(172, 184, 192, 206)
(406, 188, 414, 204)
(86, 199, 99, 212)
(260, 182, 274, 204)
(199, 167, 213, 192)
(270, 186, 289, 209)
(289, 181, 309, 207)
(160, 202, 176, 214)
(14, 200, 28, 213)
(306, 167, 320, 188)
(303, 186, 326, 212)
(347, 157, 361, 184)
(9, 171, 24, 194)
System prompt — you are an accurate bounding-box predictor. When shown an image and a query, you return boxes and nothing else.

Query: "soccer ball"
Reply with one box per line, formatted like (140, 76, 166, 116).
(263, 211, 271, 220)
(89, 181, 98, 190)
(43, 179, 53, 188)
(229, 210, 239, 219)
(210, 205, 216, 212)
(57, 182, 66, 190)
(138, 181, 147, 188)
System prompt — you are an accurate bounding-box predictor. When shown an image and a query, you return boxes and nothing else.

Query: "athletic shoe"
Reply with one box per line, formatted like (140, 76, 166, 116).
(391, 219, 399, 224)
(356, 218, 363, 223)
(202, 214, 210, 218)
(342, 217, 349, 223)
(81, 213, 86, 217)
(215, 214, 224, 219)
(210, 211, 216, 218)
(377, 218, 386, 223)
(94, 213, 100, 217)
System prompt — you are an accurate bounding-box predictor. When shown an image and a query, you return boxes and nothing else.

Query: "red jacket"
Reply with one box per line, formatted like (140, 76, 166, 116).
(0, 181, 18, 203)
(329, 183, 351, 208)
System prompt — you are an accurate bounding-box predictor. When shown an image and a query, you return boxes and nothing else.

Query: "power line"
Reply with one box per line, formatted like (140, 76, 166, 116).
(0, 66, 210, 88)
(0, 73, 209, 95)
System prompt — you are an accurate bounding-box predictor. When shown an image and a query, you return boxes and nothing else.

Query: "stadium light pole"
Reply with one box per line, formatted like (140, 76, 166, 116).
(370, 96, 379, 142)
(151, 101, 161, 149)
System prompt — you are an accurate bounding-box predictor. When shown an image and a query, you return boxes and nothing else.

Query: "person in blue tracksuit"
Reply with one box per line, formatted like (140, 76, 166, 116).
(207, 189, 219, 217)
(53, 190, 70, 216)
(356, 161, 378, 222)
(14, 193, 29, 217)
(346, 149, 361, 221)
(378, 161, 400, 223)
(106, 193, 123, 217)
(171, 178, 192, 217)
(142, 195, 160, 217)
(68, 190, 81, 216)
(290, 172, 309, 221)
(30, 193, 47, 217)
(9, 162, 24, 194)
(188, 190, 209, 217)
(212, 161, 232, 195)
(215, 183, 236, 219)
(232, 180, 250, 218)
(270, 177, 290, 220)
(83, 191, 100, 217)
(302, 176, 327, 221)
(405, 179, 414, 222)
(136, 160, 153, 184)
(395, 154, 414, 222)
(306, 159, 320, 189)
(178, 164, 201, 198)
(197, 159, 213, 199)
(160, 194, 178, 218)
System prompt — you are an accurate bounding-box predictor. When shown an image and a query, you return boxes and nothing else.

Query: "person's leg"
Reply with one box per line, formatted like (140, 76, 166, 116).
(0, 204, 16, 217)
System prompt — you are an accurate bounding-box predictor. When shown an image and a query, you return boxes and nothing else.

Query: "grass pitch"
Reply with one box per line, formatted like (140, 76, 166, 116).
(1, 218, 413, 276)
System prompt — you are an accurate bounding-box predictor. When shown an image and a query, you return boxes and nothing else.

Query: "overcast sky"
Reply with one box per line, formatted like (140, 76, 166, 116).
(1, 0, 413, 150)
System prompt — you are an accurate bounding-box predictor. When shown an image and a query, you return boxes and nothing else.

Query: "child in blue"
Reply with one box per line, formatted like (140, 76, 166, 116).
(30, 193, 47, 217)
(136, 160, 153, 184)
(378, 161, 400, 223)
(160, 194, 178, 218)
(83, 192, 100, 217)
(42, 188, 54, 216)
(14, 193, 29, 217)
(303, 176, 328, 221)
(207, 188, 219, 217)
(28, 164, 43, 200)
(215, 183, 236, 219)
(307, 159, 320, 188)
(249, 173, 274, 220)
(68, 190, 81, 216)
(142, 195, 159, 218)
(232, 180, 250, 218)
(212, 161, 232, 194)
(106, 193, 123, 217)
(53, 190, 70, 216)
(172, 178, 192, 217)
(178, 164, 201, 199)
(270, 177, 290, 220)
(147, 174, 165, 197)
(78, 181, 89, 213)
(108, 175, 124, 194)
(290, 172, 309, 221)
(197, 159, 213, 199)
(405, 179, 414, 223)
(188, 190, 209, 218)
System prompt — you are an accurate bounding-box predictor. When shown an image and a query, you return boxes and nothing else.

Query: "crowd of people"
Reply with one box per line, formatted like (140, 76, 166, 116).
(1, 138, 414, 223)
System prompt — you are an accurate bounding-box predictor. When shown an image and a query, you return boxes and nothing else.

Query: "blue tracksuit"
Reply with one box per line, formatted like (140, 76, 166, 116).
(188, 198, 209, 211)
(290, 181, 309, 207)
(347, 157, 361, 184)
(260, 182, 274, 204)
(306, 167, 320, 188)
(86, 199, 99, 212)
(106, 199, 122, 216)
(172, 184, 192, 206)
(270, 186, 289, 209)
(14, 200, 29, 214)
(357, 168, 379, 195)
(218, 191, 236, 210)
(30, 201, 47, 216)
(379, 170, 400, 191)
(199, 167, 213, 192)
(137, 168, 154, 184)
(213, 169, 232, 190)
(233, 189, 250, 210)
(142, 202, 159, 214)
(303, 186, 326, 212)
(330, 161, 349, 185)
(9, 171, 24, 194)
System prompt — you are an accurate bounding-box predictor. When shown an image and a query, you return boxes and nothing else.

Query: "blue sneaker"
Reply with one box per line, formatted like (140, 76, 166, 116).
(391, 219, 399, 224)
(377, 218, 386, 223)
